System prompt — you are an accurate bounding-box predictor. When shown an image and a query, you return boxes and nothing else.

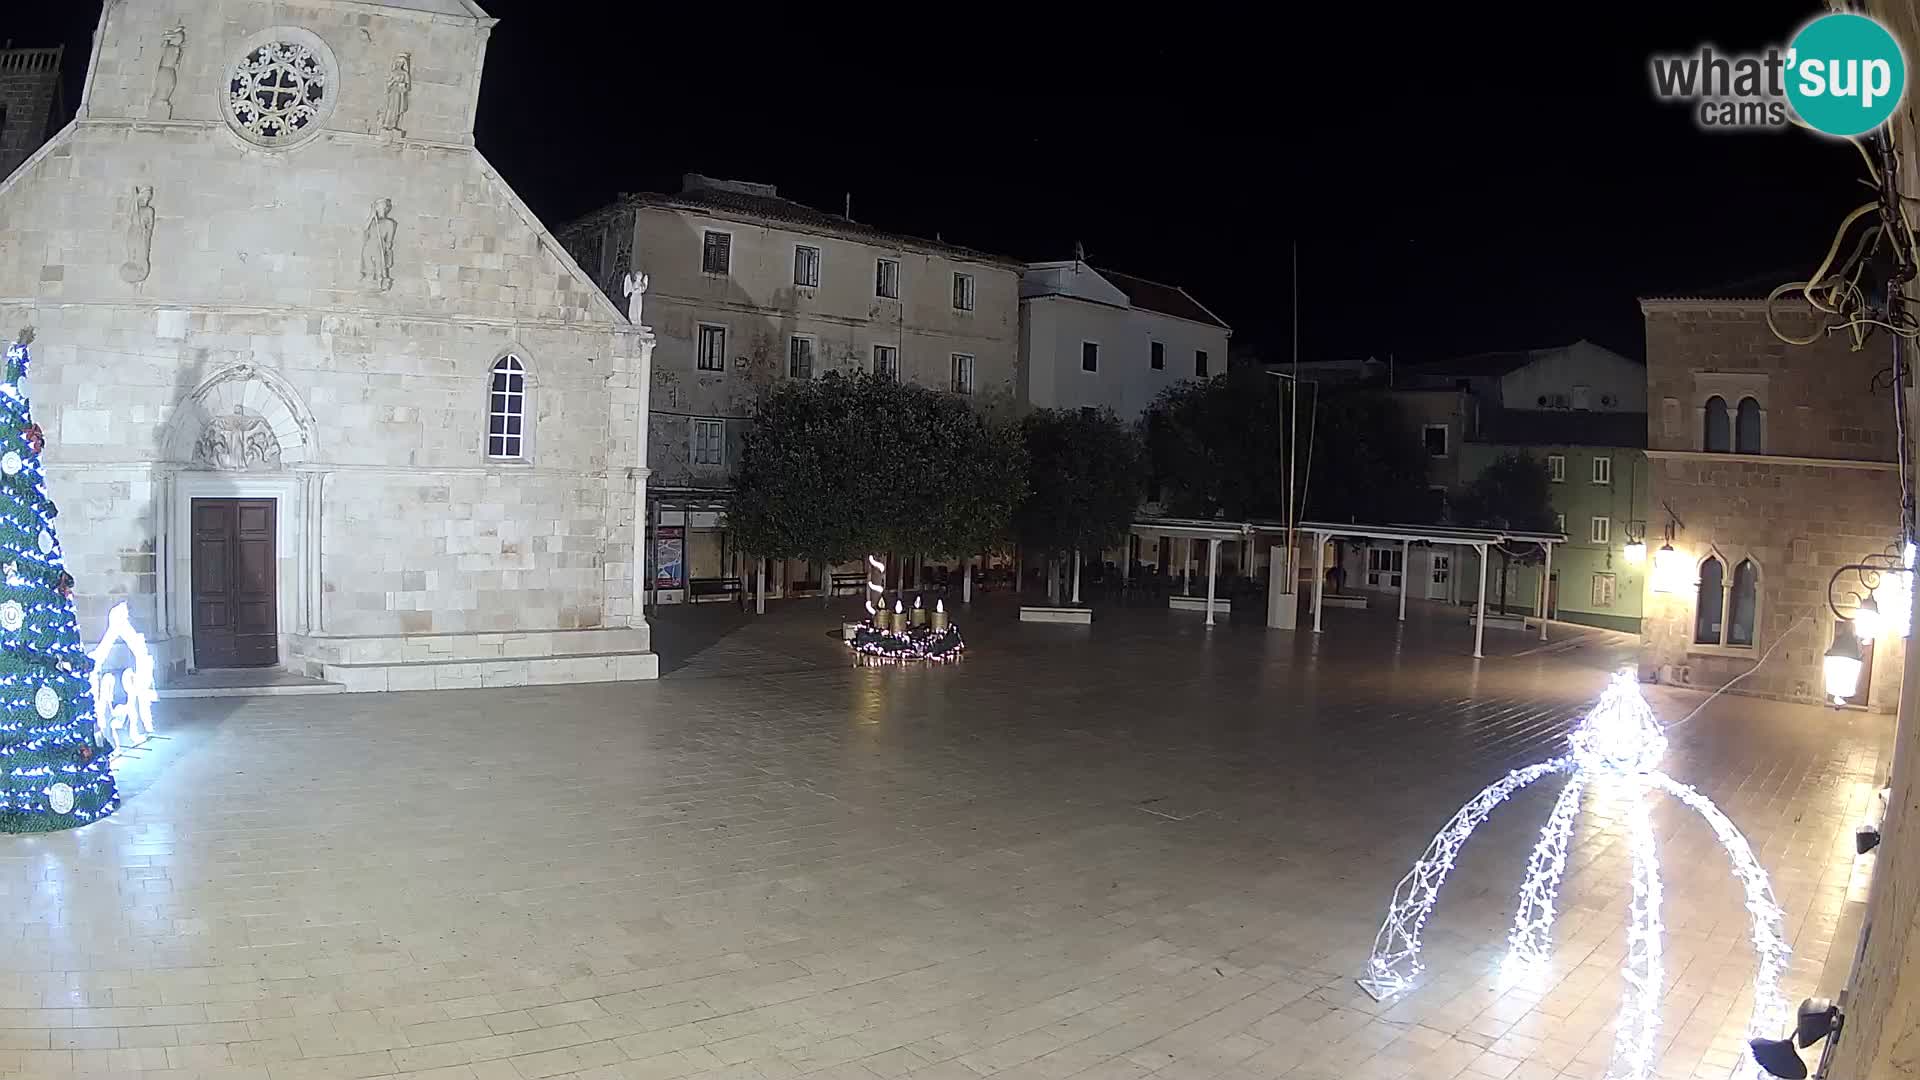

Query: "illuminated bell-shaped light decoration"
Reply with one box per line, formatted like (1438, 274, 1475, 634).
(1651, 543, 1690, 594)
(1825, 623, 1865, 704)
(1853, 595, 1883, 644)
(1567, 671, 1668, 775)
(1623, 541, 1646, 565)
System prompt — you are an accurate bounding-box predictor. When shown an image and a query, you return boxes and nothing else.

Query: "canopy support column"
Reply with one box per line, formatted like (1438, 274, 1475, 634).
(1313, 533, 1325, 634)
(1398, 538, 1409, 622)
(1474, 542, 1489, 659)
(1205, 537, 1220, 627)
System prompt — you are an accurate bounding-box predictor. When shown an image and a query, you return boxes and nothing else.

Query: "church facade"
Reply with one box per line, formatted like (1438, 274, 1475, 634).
(0, 0, 658, 689)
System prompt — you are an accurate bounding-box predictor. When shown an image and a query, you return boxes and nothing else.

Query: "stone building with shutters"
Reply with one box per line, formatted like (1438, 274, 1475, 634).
(1639, 292, 1905, 709)
(0, 0, 657, 689)
(559, 174, 1020, 602)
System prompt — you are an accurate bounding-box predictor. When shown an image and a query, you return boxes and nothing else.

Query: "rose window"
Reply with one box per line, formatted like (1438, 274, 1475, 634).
(223, 35, 335, 147)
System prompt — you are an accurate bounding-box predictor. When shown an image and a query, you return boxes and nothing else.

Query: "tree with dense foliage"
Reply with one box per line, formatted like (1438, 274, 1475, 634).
(1014, 409, 1145, 589)
(1451, 451, 1556, 614)
(1306, 392, 1436, 525)
(1141, 369, 1431, 524)
(729, 372, 1026, 592)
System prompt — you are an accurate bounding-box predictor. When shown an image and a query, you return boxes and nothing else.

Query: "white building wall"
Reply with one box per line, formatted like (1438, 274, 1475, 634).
(1020, 295, 1229, 420)
(1499, 340, 1647, 412)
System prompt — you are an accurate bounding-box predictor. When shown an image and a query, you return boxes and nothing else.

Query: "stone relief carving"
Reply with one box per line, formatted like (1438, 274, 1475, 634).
(378, 52, 411, 137)
(119, 185, 154, 284)
(193, 408, 282, 471)
(360, 197, 396, 292)
(622, 271, 649, 326)
(148, 24, 185, 120)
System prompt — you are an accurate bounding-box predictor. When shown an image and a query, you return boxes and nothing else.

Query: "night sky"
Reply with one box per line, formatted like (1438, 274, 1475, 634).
(10, 2, 1868, 364)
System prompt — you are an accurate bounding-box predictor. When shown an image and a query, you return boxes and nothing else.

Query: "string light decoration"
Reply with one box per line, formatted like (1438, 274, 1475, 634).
(88, 602, 156, 754)
(1360, 672, 1789, 1080)
(0, 334, 118, 831)
(847, 555, 965, 662)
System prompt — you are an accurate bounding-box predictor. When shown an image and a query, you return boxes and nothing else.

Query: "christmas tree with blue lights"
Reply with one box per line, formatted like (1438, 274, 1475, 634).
(0, 331, 115, 831)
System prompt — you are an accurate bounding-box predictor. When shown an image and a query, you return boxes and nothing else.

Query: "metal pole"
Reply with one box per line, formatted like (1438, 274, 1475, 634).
(1474, 543, 1489, 659)
(1072, 549, 1082, 604)
(1312, 532, 1325, 633)
(1289, 241, 1299, 584)
(1205, 537, 1220, 626)
(755, 557, 765, 615)
(1398, 538, 1409, 622)
(1539, 543, 1552, 641)
(963, 557, 973, 604)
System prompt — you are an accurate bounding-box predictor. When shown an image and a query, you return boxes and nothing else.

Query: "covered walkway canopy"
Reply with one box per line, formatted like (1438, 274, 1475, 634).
(1299, 520, 1567, 657)
(1126, 517, 1567, 657)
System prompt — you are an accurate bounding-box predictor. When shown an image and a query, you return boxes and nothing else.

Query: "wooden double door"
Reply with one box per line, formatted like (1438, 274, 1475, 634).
(191, 498, 278, 668)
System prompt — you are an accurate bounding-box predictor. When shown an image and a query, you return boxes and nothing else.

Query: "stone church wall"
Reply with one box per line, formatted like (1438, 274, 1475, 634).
(0, 0, 655, 687)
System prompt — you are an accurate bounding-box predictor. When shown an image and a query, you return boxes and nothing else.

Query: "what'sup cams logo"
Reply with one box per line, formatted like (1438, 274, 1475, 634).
(1651, 12, 1907, 136)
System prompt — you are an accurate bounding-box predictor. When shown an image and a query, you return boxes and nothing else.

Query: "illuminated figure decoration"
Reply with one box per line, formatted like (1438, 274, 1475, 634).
(89, 602, 157, 754)
(1359, 672, 1788, 1080)
(846, 554, 965, 662)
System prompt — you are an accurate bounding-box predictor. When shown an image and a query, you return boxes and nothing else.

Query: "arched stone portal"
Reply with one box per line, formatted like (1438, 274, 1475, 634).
(155, 365, 321, 674)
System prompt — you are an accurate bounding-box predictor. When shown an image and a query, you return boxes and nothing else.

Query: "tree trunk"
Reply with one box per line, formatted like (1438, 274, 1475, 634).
(1498, 551, 1510, 615)
(819, 560, 829, 607)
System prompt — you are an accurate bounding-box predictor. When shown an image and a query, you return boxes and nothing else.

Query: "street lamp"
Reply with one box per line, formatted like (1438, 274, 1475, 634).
(1824, 621, 1864, 705)
(1651, 542, 1690, 594)
(1853, 594, 1883, 644)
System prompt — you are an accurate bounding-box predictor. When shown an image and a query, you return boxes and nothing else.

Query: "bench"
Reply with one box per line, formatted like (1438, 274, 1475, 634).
(689, 577, 744, 600)
(830, 572, 868, 595)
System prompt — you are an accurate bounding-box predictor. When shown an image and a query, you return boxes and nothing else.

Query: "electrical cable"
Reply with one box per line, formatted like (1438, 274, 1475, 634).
(1663, 615, 1811, 733)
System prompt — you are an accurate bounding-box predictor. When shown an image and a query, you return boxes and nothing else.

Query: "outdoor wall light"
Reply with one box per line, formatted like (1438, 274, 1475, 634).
(1856, 824, 1882, 854)
(1751, 1036, 1809, 1079)
(1829, 544, 1915, 645)
(1795, 997, 1841, 1049)
(1623, 540, 1646, 565)
(1651, 507, 1689, 593)
(1823, 623, 1864, 705)
(1652, 543, 1691, 594)
(1852, 594, 1883, 644)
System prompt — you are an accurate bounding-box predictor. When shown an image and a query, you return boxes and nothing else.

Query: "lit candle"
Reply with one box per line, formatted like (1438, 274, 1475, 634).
(930, 598, 948, 632)
(892, 599, 906, 633)
(911, 594, 929, 627)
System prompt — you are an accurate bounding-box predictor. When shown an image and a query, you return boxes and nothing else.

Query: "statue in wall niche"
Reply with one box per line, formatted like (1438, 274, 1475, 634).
(119, 185, 155, 284)
(378, 53, 412, 137)
(360, 197, 396, 293)
(147, 24, 185, 120)
(622, 271, 649, 326)
(194, 408, 282, 471)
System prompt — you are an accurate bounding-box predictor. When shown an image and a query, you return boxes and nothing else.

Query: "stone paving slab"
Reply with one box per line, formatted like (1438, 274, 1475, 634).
(0, 600, 1886, 1080)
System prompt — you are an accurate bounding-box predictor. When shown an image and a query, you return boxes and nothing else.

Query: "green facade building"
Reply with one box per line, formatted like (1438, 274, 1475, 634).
(1457, 410, 1648, 634)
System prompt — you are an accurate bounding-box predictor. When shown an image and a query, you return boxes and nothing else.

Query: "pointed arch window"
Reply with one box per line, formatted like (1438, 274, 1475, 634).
(1694, 555, 1725, 644)
(1693, 553, 1759, 649)
(1728, 559, 1758, 646)
(487, 354, 527, 460)
(1703, 395, 1731, 452)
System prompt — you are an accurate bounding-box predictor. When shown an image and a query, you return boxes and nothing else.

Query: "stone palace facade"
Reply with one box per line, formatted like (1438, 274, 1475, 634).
(0, 0, 657, 689)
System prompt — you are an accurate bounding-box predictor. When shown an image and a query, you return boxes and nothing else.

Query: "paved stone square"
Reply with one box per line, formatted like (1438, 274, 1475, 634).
(0, 600, 1889, 1080)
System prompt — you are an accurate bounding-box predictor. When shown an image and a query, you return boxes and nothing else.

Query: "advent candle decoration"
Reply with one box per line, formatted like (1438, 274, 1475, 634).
(846, 555, 966, 663)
